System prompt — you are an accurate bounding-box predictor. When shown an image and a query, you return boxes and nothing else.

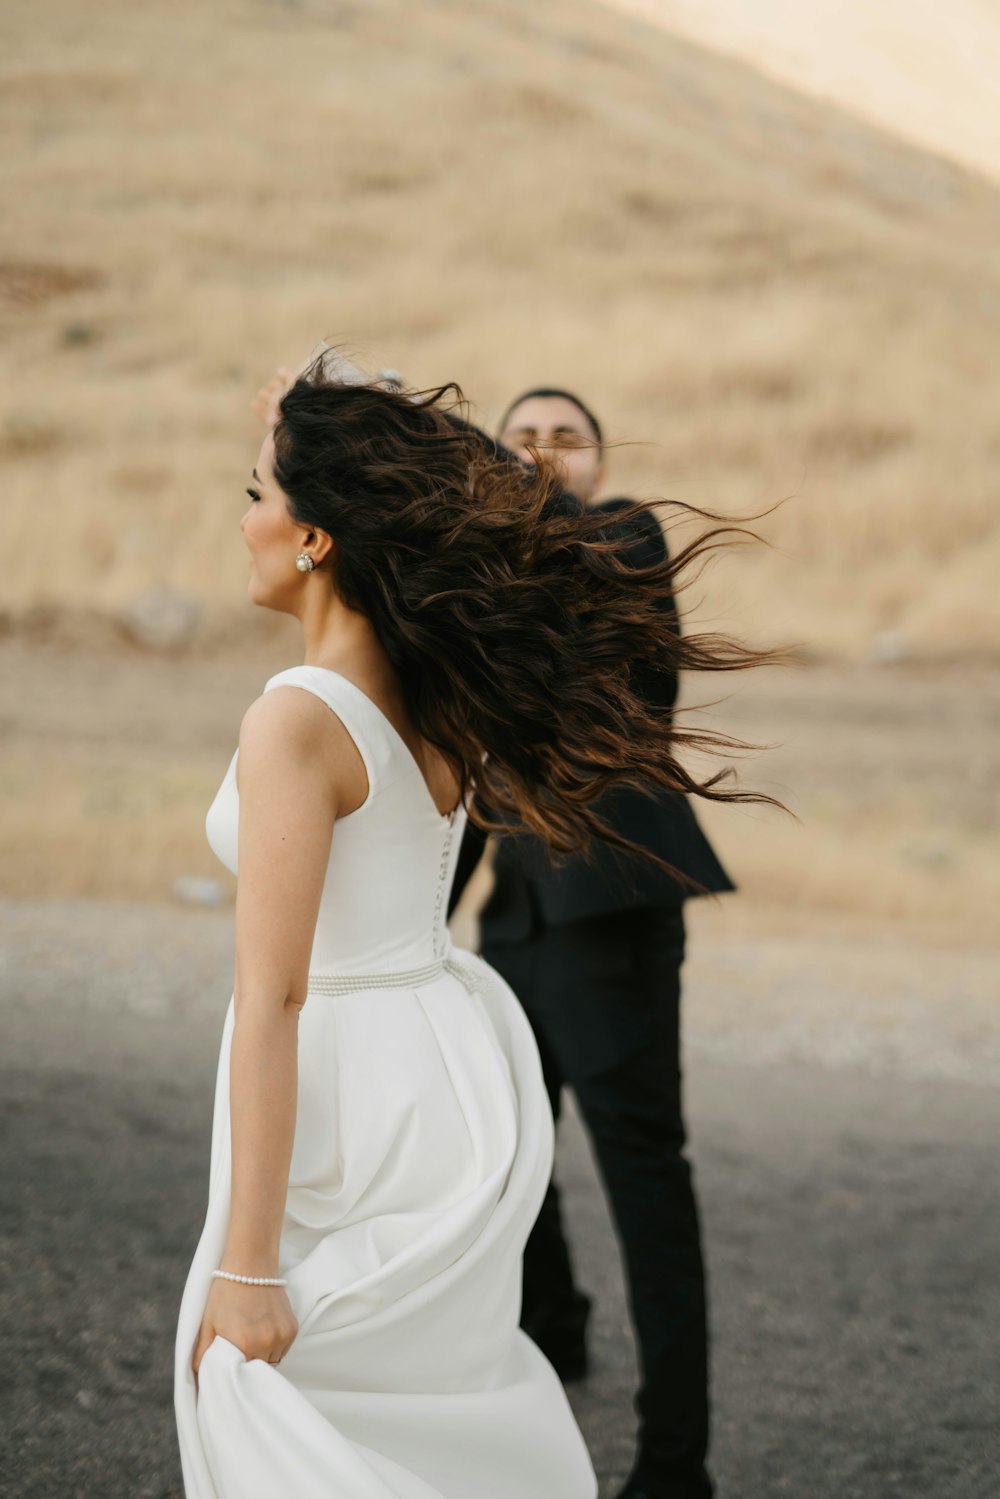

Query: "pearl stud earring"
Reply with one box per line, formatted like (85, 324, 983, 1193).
(295, 552, 315, 573)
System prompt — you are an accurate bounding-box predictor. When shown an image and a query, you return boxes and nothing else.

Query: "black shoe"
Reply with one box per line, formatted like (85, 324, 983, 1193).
(614, 1472, 713, 1499)
(615, 1489, 696, 1499)
(521, 1290, 591, 1383)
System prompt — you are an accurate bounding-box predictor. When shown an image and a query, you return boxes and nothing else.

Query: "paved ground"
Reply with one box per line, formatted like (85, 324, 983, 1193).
(2, 897, 998, 1498)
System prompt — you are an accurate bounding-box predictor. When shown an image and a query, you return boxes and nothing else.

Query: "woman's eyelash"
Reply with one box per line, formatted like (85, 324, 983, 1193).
(246, 487, 262, 503)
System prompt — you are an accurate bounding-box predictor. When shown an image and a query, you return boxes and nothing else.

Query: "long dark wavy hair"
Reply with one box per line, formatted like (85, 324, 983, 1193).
(272, 355, 782, 864)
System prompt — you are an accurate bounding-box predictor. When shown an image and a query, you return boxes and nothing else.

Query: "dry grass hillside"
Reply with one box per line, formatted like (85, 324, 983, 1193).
(3, 0, 1000, 661)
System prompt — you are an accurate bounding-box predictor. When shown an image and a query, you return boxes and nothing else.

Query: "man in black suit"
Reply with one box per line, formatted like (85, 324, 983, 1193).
(449, 389, 731, 1499)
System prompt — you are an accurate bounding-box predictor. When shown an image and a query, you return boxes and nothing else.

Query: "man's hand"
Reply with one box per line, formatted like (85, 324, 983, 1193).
(251, 350, 408, 431)
(250, 367, 296, 430)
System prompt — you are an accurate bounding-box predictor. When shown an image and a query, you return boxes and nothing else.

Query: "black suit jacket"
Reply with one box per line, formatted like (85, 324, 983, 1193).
(449, 497, 734, 940)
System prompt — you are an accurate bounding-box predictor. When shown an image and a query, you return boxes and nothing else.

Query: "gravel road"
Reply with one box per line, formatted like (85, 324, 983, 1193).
(2, 897, 997, 1498)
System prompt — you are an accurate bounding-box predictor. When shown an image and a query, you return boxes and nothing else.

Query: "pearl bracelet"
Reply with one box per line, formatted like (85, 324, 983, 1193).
(212, 1269, 287, 1287)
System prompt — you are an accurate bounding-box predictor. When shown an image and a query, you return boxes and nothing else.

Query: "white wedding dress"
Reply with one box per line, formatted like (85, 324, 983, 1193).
(174, 664, 597, 1499)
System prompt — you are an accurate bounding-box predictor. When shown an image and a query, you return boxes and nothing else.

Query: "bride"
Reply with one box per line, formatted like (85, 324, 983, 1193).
(173, 354, 769, 1498)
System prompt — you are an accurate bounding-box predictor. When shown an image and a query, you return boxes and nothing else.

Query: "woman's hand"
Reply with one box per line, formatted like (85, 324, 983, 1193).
(192, 1276, 299, 1377)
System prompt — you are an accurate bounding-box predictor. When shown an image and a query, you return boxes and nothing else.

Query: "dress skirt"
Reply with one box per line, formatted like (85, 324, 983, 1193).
(174, 950, 597, 1499)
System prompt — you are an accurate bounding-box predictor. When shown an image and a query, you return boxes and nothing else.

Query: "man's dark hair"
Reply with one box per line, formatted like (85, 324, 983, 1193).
(498, 387, 603, 450)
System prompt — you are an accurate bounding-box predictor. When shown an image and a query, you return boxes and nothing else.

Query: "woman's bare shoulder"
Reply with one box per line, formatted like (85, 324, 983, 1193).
(236, 685, 368, 814)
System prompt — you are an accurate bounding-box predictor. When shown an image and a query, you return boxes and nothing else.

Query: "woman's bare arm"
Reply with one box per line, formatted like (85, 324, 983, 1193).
(192, 686, 366, 1373)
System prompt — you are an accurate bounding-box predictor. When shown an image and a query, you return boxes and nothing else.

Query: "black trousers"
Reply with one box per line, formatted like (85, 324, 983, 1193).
(483, 903, 713, 1499)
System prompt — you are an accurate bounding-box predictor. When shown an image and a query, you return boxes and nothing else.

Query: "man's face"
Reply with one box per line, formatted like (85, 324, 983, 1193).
(499, 394, 604, 506)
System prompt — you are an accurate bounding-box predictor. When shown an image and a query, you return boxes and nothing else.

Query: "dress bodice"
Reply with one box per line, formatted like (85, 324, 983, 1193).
(205, 665, 467, 975)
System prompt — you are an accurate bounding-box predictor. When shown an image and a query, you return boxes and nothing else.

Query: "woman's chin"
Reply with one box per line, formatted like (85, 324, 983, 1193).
(247, 574, 268, 608)
(247, 575, 286, 614)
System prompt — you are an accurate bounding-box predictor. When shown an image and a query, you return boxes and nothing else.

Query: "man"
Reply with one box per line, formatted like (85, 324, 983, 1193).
(449, 388, 733, 1499)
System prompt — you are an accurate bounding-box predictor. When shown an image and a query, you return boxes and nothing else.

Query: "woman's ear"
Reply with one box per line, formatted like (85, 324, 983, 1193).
(304, 528, 336, 566)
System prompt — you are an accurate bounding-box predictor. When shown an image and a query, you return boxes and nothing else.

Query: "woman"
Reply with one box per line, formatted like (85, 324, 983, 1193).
(173, 355, 771, 1498)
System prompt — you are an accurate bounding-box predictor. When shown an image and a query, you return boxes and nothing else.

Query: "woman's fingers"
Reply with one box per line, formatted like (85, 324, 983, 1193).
(191, 1297, 299, 1375)
(193, 1326, 278, 1375)
(192, 1319, 215, 1376)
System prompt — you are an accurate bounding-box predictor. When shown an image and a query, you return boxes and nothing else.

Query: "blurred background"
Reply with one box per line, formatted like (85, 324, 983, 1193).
(2, 2, 998, 1496)
(3, 0, 999, 936)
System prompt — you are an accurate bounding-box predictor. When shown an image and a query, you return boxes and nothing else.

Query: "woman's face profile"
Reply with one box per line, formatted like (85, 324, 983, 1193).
(241, 432, 318, 613)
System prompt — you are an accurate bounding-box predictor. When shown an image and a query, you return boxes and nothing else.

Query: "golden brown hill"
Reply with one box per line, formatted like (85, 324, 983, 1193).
(3, 0, 1000, 659)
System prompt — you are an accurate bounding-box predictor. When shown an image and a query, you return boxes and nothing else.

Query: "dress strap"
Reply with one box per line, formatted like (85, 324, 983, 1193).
(261, 665, 394, 799)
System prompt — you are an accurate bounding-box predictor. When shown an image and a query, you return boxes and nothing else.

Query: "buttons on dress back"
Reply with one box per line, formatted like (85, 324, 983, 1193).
(432, 816, 456, 958)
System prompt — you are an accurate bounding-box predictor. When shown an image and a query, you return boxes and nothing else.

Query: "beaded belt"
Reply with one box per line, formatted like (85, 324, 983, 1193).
(306, 954, 482, 997)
